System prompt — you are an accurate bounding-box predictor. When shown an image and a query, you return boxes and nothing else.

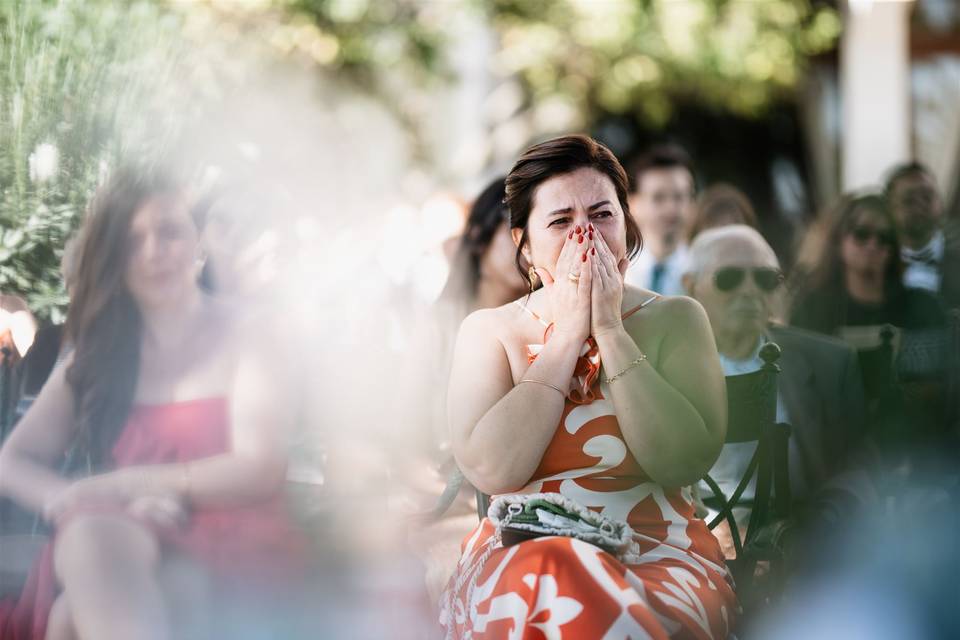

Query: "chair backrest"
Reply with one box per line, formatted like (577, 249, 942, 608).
(701, 342, 790, 567)
(850, 324, 897, 408)
(844, 321, 958, 448)
(946, 310, 960, 430)
(476, 485, 490, 523)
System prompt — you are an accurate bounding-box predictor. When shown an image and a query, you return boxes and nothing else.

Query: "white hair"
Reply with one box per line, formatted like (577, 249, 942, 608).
(685, 224, 779, 277)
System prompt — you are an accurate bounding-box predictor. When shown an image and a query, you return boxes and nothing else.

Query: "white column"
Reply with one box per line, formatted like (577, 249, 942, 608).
(841, 0, 915, 191)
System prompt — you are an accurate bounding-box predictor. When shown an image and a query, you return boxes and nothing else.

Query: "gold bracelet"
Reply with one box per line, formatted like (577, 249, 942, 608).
(604, 354, 648, 384)
(519, 379, 566, 396)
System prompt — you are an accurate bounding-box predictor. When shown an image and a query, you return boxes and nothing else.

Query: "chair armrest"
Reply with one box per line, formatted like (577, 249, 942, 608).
(741, 517, 794, 562)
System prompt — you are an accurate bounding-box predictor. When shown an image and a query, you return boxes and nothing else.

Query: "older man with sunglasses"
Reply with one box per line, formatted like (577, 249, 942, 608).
(683, 225, 870, 538)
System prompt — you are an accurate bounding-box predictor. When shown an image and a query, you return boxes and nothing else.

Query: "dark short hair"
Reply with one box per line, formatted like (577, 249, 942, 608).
(505, 135, 642, 289)
(627, 143, 696, 194)
(883, 161, 937, 199)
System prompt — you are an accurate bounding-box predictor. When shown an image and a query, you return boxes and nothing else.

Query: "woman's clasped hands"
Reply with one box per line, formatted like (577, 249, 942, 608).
(533, 224, 631, 343)
(42, 468, 187, 530)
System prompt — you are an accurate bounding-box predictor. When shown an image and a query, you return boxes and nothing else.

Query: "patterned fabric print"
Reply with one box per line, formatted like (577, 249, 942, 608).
(526, 325, 601, 405)
(441, 339, 737, 639)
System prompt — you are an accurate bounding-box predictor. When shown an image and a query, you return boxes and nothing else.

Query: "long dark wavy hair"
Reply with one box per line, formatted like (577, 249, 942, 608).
(801, 192, 904, 298)
(438, 177, 509, 305)
(790, 192, 909, 332)
(65, 169, 183, 471)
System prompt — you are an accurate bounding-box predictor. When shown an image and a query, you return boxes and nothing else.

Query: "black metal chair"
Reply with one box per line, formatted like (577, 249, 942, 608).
(476, 482, 489, 523)
(701, 342, 792, 600)
(854, 324, 897, 416)
(843, 320, 959, 457)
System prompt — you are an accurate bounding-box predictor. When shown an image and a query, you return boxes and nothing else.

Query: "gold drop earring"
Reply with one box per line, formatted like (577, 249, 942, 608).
(528, 266, 540, 291)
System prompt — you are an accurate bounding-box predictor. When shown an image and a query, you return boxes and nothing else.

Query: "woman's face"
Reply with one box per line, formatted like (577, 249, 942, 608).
(125, 193, 201, 310)
(840, 206, 895, 276)
(513, 167, 627, 281)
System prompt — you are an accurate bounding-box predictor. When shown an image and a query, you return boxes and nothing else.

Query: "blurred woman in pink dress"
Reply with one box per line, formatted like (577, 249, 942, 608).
(0, 169, 308, 640)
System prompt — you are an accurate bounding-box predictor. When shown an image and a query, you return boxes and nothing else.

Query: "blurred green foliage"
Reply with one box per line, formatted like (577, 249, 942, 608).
(1, 0, 840, 321)
(283, 0, 449, 81)
(492, 0, 841, 123)
(0, 0, 241, 322)
(0, 1, 183, 321)
(284, 0, 841, 124)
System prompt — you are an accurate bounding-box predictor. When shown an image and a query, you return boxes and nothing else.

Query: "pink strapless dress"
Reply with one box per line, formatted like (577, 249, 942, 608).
(0, 397, 309, 639)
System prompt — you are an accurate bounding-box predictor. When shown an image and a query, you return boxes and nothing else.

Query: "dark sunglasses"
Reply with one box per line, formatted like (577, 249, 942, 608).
(849, 225, 895, 247)
(714, 267, 783, 292)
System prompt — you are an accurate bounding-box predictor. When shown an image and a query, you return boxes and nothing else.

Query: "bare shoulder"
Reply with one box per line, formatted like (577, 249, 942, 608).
(458, 299, 528, 343)
(457, 306, 500, 344)
(652, 294, 707, 321)
(653, 295, 709, 334)
(622, 289, 710, 350)
(624, 287, 705, 325)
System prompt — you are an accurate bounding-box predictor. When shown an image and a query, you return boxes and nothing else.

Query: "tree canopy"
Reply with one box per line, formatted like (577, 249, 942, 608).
(1, 0, 840, 320)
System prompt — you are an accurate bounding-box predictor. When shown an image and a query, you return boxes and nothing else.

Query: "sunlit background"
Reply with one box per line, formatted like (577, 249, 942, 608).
(3, 0, 960, 635)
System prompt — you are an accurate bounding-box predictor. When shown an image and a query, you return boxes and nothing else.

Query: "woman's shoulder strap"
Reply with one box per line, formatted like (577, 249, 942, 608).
(513, 300, 550, 328)
(621, 294, 660, 321)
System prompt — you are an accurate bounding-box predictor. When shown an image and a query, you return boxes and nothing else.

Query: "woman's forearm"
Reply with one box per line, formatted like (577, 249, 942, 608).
(0, 452, 71, 515)
(127, 452, 288, 507)
(457, 332, 582, 494)
(595, 326, 718, 487)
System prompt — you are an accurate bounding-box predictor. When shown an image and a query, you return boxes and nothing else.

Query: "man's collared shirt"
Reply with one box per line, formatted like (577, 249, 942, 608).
(624, 243, 689, 296)
(902, 230, 945, 293)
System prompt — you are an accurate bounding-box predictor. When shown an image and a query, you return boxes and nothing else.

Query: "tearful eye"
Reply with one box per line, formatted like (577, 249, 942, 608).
(590, 211, 613, 220)
(548, 217, 570, 227)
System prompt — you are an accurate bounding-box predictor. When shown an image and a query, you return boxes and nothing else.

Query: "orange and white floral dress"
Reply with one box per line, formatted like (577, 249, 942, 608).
(440, 299, 737, 639)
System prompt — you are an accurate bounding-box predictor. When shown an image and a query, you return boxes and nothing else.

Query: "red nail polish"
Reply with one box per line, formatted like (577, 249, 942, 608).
(591, 247, 596, 255)
(578, 235, 584, 244)
(568, 231, 574, 239)
(588, 224, 594, 231)
(575, 226, 582, 234)
(588, 232, 593, 240)
(582, 253, 588, 262)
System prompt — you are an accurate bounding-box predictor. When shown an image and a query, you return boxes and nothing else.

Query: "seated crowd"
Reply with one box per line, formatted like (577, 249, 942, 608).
(421, 139, 959, 638)
(0, 135, 957, 639)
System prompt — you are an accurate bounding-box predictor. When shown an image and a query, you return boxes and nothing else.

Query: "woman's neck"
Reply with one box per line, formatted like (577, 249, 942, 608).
(716, 330, 761, 361)
(475, 276, 525, 311)
(845, 268, 885, 304)
(206, 263, 251, 299)
(901, 228, 936, 252)
(140, 288, 204, 350)
(646, 233, 679, 263)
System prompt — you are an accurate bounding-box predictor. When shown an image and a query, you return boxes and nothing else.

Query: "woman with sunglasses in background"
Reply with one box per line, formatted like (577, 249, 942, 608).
(791, 193, 946, 335)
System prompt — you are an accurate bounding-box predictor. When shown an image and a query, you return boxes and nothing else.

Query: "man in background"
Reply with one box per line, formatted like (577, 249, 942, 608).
(884, 161, 960, 311)
(625, 143, 697, 296)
